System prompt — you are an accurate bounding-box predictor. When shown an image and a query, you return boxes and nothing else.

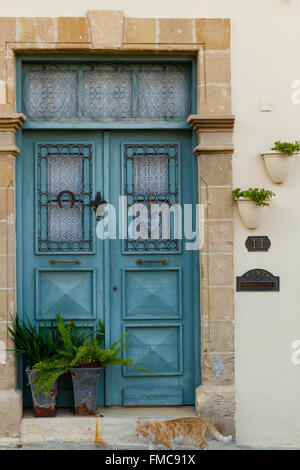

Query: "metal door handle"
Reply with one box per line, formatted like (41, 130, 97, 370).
(49, 258, 82, 265)
(136, 258, 168, 265)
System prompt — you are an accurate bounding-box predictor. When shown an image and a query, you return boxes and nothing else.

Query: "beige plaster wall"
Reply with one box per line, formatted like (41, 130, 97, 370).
(1, 0, 300, 447)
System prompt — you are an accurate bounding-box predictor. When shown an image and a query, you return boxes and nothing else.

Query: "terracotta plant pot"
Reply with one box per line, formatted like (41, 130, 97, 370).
(26, 369, 58, 417)
(261, 152, 298, 184)
(70, 367, 101, 416)
(236, 199, 270, 230)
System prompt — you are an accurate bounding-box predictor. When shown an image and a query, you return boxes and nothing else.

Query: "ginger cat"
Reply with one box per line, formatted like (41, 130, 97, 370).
(136, 417, 232, 450)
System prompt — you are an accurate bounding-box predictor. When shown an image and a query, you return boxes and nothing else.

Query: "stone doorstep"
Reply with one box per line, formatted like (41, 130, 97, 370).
(19, 407, 238, 450)
(21, 415, 146, 446)
(0, 437, 21, 448)
(21, 406, 196, 446)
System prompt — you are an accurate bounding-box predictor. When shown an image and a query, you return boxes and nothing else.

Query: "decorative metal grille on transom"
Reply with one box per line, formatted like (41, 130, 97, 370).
(124, 144, 179, 252)
(23, 63, 191, 121)
(36, 143, 94, 252)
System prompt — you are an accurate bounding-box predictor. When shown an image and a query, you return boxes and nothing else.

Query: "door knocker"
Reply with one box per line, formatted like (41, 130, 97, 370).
(57, 190, 76, 208)
(90, 191, 107, 217)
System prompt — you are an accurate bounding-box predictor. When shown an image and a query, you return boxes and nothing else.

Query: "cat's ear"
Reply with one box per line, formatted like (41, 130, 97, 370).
(135, 420, 141, 424)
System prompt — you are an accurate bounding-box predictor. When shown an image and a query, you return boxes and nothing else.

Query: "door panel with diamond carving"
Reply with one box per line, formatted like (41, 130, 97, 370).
(108, 131, 198, 406)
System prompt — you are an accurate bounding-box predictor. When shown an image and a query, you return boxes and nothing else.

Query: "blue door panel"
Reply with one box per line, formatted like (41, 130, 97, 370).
(122, 268, 182, 319)
(123, 324, 183, 376)
(123, 387, 184, 406)
(36, 269, 96, 320)
(108, 131, 198, 406)
(21, 131, 105, 407)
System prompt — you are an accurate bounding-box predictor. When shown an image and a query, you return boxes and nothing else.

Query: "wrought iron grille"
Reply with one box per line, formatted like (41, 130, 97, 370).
(124, 144, 179, 252)
(23, 62, 191, 121)
(36, 143, 94, 252)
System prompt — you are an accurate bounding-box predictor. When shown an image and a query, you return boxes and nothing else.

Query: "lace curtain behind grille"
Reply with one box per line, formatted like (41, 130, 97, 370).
(47, 154, 83, 243)
(24, 71, 78, 119)
(24, 66, 188, 120)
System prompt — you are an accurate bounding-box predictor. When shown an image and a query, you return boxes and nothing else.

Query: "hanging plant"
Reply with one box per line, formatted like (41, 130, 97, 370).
(261, 140, 300, 183)
(232, 188, 275, 229)
(271, 140, 300, 156)
(232, 188, 275, 207)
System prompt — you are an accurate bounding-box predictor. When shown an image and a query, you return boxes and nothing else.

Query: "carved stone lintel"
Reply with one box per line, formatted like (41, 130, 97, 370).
(0, 114, 26, 157)
(194, 144, 234, 156)
(187, 114, 235, 156)
(187, 114, 235, 133)
(0, 113, 26, 132)
(0, 146, 20, 157)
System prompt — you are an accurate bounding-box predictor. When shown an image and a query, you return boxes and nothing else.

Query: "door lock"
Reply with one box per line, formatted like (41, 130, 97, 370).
(90, 192, 107, 216)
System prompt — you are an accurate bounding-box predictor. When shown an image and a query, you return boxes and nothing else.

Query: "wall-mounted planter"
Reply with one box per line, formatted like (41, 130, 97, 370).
(261, 151, 298, 184)
(235, 199, 269, 229)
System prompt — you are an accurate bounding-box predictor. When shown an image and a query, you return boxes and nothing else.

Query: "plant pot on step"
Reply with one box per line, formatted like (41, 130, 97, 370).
(70, 364, 101, 416)
(236, 199, 269, 230)
(261, 152, 298, 183)
(26, 369, 58, 417)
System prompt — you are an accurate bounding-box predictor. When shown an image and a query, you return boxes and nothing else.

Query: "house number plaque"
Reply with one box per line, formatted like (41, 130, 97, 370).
(245, 236, 271, 252)
(236, 269, 279, 292)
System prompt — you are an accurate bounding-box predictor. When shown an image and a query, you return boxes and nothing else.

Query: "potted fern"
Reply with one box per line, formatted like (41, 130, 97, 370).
(8, 316, 60, 417)
(261, 140, 300, 183)
(232, 188, 275, 229)
(32, 314, 151, 416)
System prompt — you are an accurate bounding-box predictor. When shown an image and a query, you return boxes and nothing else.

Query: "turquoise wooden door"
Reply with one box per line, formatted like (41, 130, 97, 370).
(21, 130, 105, 407)
(19, 129, 199, 407)
(107, 130, 199, 405)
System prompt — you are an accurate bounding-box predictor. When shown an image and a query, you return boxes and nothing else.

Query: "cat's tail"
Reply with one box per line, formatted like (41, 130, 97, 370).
(206, 422, 232, 443)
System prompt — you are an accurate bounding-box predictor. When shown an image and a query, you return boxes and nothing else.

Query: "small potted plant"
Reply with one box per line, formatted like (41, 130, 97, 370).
(261, 140, 300, 183)
(232, 187, 275, 229)
(32, 314, 152, 416)
(8, 316, 60, 417)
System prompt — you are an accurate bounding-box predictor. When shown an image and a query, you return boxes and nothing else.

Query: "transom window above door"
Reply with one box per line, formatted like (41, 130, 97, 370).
(22, 62, 192, 121)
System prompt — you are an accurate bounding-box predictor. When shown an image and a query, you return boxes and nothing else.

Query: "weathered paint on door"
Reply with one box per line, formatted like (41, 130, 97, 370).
(19, 129, 199, 407)
(21, 131, 105, 406)
(107, 131, 198, 405)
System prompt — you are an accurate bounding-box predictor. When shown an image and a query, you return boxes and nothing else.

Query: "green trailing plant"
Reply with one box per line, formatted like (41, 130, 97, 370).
(8, 315, 61, 368)
(32, 314, 152, 396)
(232, 188, 276, 207)
(271, 140, 300, 156)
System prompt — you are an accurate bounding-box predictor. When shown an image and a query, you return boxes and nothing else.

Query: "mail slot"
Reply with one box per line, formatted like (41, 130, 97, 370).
(236, 269, 279, 292)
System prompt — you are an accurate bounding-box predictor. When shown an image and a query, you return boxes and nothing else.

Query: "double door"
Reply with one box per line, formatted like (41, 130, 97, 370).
(20, 129, 199, 406)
